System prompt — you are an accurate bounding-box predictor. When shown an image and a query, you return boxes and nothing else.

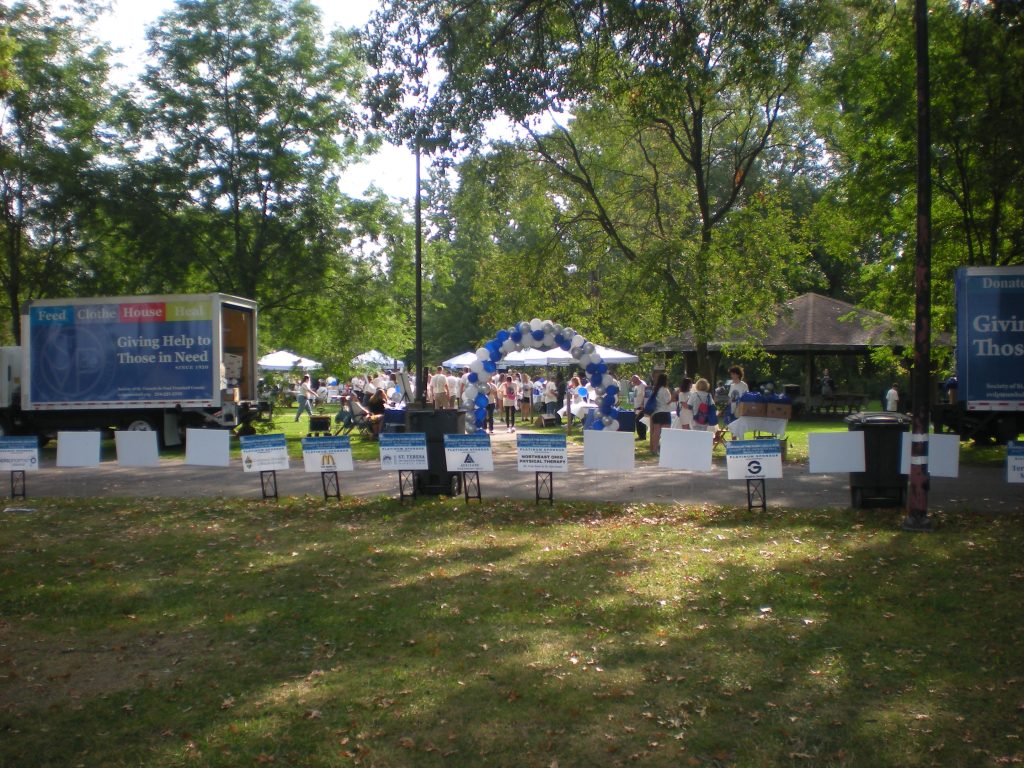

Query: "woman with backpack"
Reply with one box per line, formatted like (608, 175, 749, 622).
(687, 378, 718, 432)
(648, 372, 674, 456)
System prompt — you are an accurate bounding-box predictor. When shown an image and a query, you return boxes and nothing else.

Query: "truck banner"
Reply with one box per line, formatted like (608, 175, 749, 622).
(27, 298, 217, 406)
(956, 266, 1024, 409)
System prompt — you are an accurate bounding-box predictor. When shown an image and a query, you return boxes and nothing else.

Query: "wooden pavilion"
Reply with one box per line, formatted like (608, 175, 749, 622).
(640, 293, 914, 410)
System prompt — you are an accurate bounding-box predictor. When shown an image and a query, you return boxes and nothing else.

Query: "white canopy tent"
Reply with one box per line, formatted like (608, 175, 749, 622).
(441, 351, 480, 368)
(258, 350, 321, 371)
(443, 343, 638, 370)
(351, 350, 405, 370)
(504, 344, 638, 366)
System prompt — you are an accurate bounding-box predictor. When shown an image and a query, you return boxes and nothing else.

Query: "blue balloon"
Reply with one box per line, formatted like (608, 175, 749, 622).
(577, 386, 588, 397)
(485, 339, 499, 352)
(531, 329, 545, 341)
(597, 362, 608, 374)
(606, 385, 619, 397)
(585, 362, 597, 374)
(602, 393, 616, 408)
(590, 419, 604, 431)
(511, 330, 523, 343)
(489, 349, 502, 362)
(553, 334, 565, 347)
(591, 373, 603, 388)
(475, 393, 488, 408)
(497, 329, 509, 342)
(483, 360, 497, 373)
(559, 339, 572, 351)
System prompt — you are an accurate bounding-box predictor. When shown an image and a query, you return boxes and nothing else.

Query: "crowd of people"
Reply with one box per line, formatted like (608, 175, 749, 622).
(285, 361, 910, 446)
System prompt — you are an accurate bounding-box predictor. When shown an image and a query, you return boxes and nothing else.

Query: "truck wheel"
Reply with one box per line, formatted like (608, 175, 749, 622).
(124, 418, 157, 433)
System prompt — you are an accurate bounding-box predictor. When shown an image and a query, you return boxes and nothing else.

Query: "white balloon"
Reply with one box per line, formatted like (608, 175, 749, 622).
(530, 317, 543, 331)
(464, 384, 478, 401)
(501, 339, 516, 353)
(543, 331, 555, 347)
(606, 418, 620, 431)
(582, 342, 596, 355)
(563, 327, 575, 339)
(570, 334, 585, 349)
(519, 321, 532, 334)
(552, 323, 564, 336)
(542, 321, 554, 334)
(577, 353, 591, 368)
(570, 346, 584, 359)
(476, 347, 490, 361)
(470, 360, 485, 374)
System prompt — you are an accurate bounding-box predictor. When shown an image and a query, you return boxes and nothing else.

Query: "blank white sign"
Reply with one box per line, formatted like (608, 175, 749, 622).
(185, 428, 231, 467)
(901, 433, 960, 478)
(808, 432, 866, 474)
(583, 430, 635, 471)
(115, 430, 160, 467)
(659, 429, 714, 472)
(56, 431, 101, 468)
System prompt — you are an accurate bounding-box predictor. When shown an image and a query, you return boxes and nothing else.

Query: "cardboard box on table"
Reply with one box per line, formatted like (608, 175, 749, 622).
(735, 401, 767, 418)
(765, 403, 792, 420)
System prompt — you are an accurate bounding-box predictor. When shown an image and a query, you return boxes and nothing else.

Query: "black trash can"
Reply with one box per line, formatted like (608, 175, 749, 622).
(405, 408, 466, 496)
(844, 411, 911, 508)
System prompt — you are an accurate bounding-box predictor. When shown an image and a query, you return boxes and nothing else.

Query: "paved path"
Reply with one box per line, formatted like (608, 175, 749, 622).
(10, 427, 1020, 513)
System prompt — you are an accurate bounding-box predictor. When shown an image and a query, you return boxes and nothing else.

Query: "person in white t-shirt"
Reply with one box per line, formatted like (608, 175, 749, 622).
(726, 365, 749, 423)
(885, 384, 900, 412)
(631, 374, 648, 441)
(431, 366, 450, 409)
(542, 376, 559, 416)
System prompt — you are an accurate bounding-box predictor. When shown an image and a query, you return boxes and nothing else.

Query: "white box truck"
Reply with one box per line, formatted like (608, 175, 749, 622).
(0, 293, 259, 445)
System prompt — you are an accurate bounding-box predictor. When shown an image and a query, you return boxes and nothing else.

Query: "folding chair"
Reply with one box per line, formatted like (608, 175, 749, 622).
(346, 399, 373, 437)
(334, 398, 362, 436)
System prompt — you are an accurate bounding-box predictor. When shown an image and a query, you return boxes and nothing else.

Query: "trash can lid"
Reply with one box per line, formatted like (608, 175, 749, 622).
(844, 411, 912, 427)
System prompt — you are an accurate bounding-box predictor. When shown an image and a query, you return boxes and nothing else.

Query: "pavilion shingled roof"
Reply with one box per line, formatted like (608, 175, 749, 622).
(640, 293, 911, 354)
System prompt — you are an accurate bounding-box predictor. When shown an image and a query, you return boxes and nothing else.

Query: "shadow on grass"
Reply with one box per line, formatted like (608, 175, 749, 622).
(1, 498, 1021, 767)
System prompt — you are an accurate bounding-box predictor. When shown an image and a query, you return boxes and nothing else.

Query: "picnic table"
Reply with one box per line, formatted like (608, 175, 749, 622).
(803, 393, 869, 416)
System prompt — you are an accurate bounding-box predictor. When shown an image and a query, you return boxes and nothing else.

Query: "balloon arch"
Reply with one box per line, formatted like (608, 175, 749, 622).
(459, 319, 624, 433)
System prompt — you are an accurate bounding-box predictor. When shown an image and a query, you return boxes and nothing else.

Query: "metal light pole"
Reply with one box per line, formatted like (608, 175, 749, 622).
(904, 0, 932, 532)
(414, 132, 426, 407)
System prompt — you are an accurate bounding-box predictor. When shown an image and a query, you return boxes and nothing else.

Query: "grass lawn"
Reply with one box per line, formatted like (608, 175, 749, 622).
(1, 498, 1021, 767)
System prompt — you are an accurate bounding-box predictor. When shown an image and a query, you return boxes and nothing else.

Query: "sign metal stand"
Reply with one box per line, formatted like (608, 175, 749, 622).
(462, 471, 481, 503)
(535, 471, 553, 504)
(260, 470, 278, 500)
(321, 470, 340, 500)
(10, 470, 26, 500)
(746, 478, 766, 512)
(398, 469, 417, 502)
